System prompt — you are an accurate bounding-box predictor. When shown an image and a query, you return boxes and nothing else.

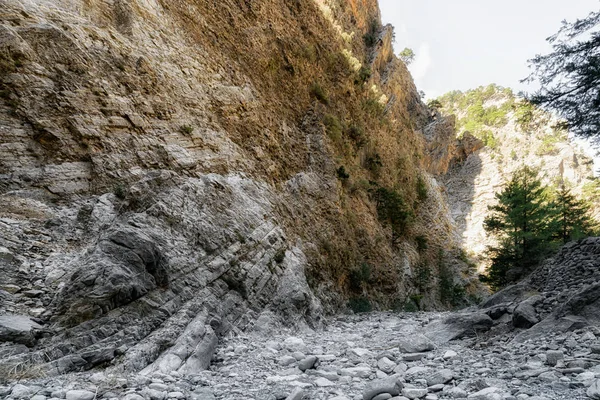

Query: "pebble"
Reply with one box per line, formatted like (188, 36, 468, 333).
(402, 387, 428, 399)
(122, 394, 145, 400)
(65, 390, 96, 400)
(298, 355, 319, 371)
(377, 357, 397, 373)
(285, 387, 305, 400)
(315, 377, 335, 387)
(443, 350, 458, 360)
(11, 384, 34, 399)
(425, 369, 453, 385)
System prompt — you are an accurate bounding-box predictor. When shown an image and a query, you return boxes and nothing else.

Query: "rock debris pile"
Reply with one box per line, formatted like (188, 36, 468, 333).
(1, 310, 600, 400)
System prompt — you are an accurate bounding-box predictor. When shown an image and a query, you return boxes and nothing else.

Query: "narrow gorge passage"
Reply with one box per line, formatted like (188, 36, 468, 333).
(2, 0, 600, 399)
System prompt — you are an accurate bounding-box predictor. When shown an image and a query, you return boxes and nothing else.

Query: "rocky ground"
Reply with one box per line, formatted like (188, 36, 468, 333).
(2, 310, 600, 400)
(3, 227, 600, 400)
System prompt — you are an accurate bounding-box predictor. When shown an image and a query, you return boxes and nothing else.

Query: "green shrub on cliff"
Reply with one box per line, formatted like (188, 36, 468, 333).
(372, 187, 413, 238)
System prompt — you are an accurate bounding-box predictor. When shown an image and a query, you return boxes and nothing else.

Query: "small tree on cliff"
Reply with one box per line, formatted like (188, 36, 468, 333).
(483, 166, 554, 289)
(399, 48, 415, 65)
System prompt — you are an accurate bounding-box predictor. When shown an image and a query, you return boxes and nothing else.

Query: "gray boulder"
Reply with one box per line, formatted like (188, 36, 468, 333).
(426, 368, 454, 385)
(588, 379, 600, 399)
(363, 375, 403, 400)
(557, 282, 600, 323)
(425, 313, 493, 343)
(512, 296, 542, 328)
(298, 355, 319, 372)
(55, 227, 168, 325)
(0, 315, 42, 346)
(65, 390, 96, 400)
(397, 334, 435, 353)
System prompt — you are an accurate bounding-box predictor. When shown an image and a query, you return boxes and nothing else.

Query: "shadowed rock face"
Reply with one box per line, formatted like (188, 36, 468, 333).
(55, 227, 168, 325)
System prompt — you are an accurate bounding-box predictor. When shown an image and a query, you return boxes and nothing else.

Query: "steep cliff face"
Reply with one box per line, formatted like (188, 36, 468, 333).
(436, 86, 596, 267)
(0, 0, 476, 379)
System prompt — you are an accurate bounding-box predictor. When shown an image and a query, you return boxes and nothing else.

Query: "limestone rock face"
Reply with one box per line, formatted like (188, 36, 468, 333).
(0, 0, 471, 382)
(1, 171, 324, 377)
(423, 114, 458, 176)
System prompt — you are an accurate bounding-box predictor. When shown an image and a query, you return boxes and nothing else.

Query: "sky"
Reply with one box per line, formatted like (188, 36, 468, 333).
(379, 0, 600, 99)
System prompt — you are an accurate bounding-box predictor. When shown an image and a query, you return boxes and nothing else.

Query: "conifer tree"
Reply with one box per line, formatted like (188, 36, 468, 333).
(524, 11, 600, 140)
(549, 184, 597, 243)
(483, 167, 554, 288)
(483, 168, 599, 290)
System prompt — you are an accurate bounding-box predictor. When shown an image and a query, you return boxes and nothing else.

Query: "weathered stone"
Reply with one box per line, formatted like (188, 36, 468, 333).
(443, 350, 457, 360)
(363, 375, 403, 400)
(122, 394, 145, 400)
(314, 377, 334, 387)
(588, 379, 600, 400)
(143, 388, 166, 400)
(425, 369, 453, 386)
(65, 390, 96, 400)
(0, 315, 42, 345)
(372, 394, 392, 400)
(11, 384, 34, 399)
(545, 350, 564, 366)
(377, 357, 397, 374)
(425, 313, 493, 343)
(402, 387, 428, 399)
(298, 356, 319, 372)
(397, 334, 435, 353)
(403, 353, 427, 361)
(341, 366, 372, 378)
(285, 387, 305, 400)
(513, 297, 541, 328)
(444, 387, 468, 399)
(467, 387, 503, 400)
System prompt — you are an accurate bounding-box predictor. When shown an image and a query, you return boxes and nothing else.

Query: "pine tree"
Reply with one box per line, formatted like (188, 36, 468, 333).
(483, 168, 599, 290)
(483, 167, 554, 288)
(524, 10, 600, 140)
(549, 184, 597, 243)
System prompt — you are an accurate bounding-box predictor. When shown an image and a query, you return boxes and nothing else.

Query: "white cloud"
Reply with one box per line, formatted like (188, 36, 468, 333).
(409, 43, 432, 81)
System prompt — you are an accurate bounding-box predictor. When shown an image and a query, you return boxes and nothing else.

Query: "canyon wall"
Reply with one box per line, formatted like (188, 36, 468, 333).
(0, 0, 477, 379)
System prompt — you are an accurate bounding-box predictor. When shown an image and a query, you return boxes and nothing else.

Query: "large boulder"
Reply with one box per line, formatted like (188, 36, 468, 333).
(512, 295, 542, 328)
(425, 313, 493, 343)
(556, 282, 600, 323)
(397, 334, 435, 353)
(588, 379, 600, 399)
(481, 281, 530, 308)
(0, 315, 42, 346)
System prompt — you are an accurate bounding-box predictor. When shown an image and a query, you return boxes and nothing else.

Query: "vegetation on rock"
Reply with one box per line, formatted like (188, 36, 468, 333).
(399, 48, 416, 65)
(483, 166, 597, 289)
(524, 10, 600, 140)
